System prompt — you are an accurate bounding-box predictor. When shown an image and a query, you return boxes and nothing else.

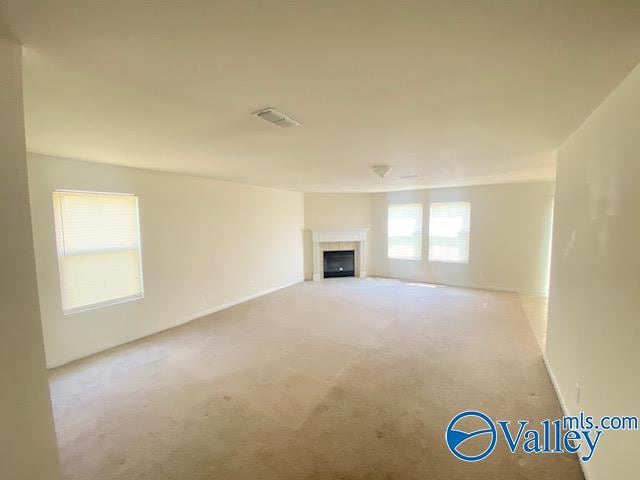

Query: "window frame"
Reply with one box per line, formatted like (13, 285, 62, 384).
(387, 203, 424, 261)
(427, 201, 471, 264)
(53, 189, 145, 315)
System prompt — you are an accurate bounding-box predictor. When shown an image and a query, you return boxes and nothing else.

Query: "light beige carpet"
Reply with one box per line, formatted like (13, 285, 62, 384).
(49, 278, 583, 479)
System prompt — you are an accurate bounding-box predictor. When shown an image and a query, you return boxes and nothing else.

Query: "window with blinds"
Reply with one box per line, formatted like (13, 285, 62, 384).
(53, 191, 144, 314)
(388, 204, 423, 260)
(428, 202, 471, 263)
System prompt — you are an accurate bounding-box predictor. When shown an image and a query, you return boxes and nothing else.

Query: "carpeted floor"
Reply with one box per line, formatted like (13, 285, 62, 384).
(49, 278, 583, 479)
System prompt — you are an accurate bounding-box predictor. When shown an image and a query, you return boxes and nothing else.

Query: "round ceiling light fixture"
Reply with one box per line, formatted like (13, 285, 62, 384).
(371, 165, 392, 179)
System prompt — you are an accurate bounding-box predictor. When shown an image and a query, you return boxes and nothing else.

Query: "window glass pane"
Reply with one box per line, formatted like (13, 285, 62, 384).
(53, 191, 144, 313)
(428, 202, 471, 263)
(388, 204, 423, 260)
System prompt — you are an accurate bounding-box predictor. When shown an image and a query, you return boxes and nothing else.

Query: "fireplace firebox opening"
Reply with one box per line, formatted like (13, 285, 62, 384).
(323, 250, 355, 278)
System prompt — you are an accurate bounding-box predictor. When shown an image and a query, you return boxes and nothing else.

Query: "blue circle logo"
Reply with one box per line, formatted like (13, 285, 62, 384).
(445, 410, 497, 462)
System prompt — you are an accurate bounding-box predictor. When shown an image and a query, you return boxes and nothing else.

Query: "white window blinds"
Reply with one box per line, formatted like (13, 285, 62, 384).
(428, 202, 471, 263)
(53, 191, 144, 314)
(388, 204, 423, 260)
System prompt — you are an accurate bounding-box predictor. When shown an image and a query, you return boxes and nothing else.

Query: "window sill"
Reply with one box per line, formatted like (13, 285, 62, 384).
(63, 293, 144, 316)
(428, 259, 469, 264)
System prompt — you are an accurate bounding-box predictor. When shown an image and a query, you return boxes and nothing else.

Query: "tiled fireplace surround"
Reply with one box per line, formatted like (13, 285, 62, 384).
(311, 229, 368, 281)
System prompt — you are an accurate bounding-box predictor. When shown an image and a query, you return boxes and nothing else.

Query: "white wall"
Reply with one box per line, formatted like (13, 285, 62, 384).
(28, 154, 304, 368)
(371, 182, 555, 293)
(303, 193, 374, 279)
(546, 63, 640, 480)
(0, 39, 61, 480)
(304, 183, 554, 293)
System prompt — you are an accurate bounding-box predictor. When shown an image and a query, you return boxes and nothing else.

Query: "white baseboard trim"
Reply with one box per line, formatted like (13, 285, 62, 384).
(367, 274, 546, 296)
(48, 278, 303, 369)
(177, 278, 303, 324)
(542, 354, 592, 480)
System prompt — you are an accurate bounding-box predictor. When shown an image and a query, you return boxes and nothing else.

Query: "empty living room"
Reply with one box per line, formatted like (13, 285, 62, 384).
(2, 1, 639, 479)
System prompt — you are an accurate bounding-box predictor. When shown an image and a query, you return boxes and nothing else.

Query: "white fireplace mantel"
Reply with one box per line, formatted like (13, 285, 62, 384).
(311, 228, 368, 281)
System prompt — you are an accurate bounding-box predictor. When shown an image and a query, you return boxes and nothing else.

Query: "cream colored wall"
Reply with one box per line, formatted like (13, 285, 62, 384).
(546, 63, 640, 480)
(0, 39, 61, 480)
(303, 193, 374, 280)
(370, 182, 555, 294)
(28, 154, 304, 368)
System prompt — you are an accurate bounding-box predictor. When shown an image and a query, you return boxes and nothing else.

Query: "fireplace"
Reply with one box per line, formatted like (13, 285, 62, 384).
(323, 250, 355, 278)
(311, 229, 368, 281)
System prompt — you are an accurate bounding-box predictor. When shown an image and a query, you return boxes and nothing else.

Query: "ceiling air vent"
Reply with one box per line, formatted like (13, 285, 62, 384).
(252, 107, 301, 128)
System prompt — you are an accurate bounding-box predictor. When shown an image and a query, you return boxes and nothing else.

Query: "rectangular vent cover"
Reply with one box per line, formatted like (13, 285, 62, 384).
(252, 107, 301, 128)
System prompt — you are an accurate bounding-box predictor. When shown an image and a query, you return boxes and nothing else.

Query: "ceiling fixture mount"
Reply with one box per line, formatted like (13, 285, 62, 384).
(252, 107, 301, 128)
(371, 165, 392, 179)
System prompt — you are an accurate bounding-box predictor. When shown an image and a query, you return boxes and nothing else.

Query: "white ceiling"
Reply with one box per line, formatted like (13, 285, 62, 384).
(2, 1, 640, 192)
